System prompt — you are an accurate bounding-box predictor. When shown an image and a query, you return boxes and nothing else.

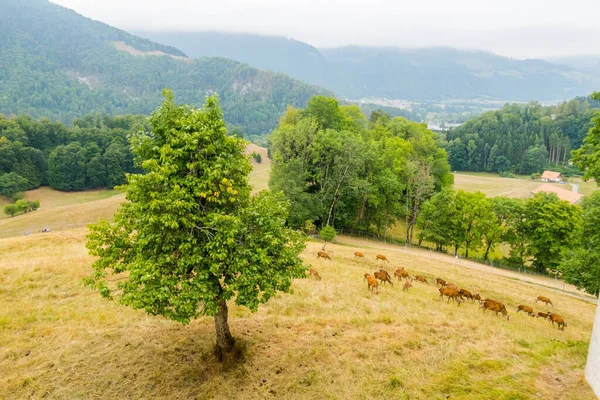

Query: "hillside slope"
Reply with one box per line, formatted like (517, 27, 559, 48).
(0, 0, 330, 135)
(137, 31, 600, 102)
(0, 229, 595, 398)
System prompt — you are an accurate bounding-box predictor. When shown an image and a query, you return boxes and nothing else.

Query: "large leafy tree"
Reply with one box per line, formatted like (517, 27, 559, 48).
(453, 191, 495, 258)
(559, 191, 600, 296)
(270, 97, 452, 240)
(523, 193, 581, 273)
(85, 92, 306, 360)
(573, 92, 600, 182)
(491, 196, 527, 266)
(416, 188, 458, 251)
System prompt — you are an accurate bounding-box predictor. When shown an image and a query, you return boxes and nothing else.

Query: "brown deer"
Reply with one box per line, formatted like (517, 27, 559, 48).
(459, 288, 474, 302)
(354, 251, 365, 258)
(374, 269, 393, 286)
(435, 277, 447, 287)
(307, 268, 321, 281)
(394, 268, 411, 282)
(414, 275, 429, 285)
(375, 254, 389, 263)
(480, 299, 510, 320)
(364, 273, 379, 294)
(403, 281, 413, 291)
(547, 312, 567, 330)
(535, 296, 553, 307)
(317, 251, 331, 260)
(536, 312, 550, 320)
(439, 287, 464, 305)
(517, 305, 535, 317)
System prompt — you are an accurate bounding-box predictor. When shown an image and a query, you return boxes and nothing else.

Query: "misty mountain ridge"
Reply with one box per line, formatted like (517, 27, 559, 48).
(137, 31, 600, 102)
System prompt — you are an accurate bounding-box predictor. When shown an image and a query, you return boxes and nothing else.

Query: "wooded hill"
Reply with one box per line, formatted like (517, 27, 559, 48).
(0, 0, 330, 137)
(138, 31, 600, 102)
(441, 96, 600, 174)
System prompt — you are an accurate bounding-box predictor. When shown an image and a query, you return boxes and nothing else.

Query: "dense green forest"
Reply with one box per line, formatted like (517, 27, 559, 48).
(138, 31, 600, 102)
(442, 97, 600, 174)
(0, 0, 329, 138)
(269, 96, 453, 244)
(0, 113, 143, 196)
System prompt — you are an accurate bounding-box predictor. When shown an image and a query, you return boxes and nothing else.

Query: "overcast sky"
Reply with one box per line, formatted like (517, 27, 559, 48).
(52, 0, 600, 59)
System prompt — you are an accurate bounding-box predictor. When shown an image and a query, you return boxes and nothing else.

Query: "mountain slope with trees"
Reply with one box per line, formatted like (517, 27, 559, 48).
(137, 31, 600, 102)
(442, 96, 600, 174)
(0, 0, 330, 136)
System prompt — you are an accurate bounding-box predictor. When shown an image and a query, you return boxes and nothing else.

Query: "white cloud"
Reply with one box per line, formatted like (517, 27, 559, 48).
(51, 0, 600, 59)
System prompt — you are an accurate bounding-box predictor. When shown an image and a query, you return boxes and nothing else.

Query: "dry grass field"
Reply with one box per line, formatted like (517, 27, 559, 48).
(0, 228, 596, 399)
(246, 143, 271, 193)
(0, 194, 124, 239)
(453, 173, 569, 199)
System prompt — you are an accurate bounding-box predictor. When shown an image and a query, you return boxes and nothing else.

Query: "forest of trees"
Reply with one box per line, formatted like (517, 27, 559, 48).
(269, 96, 453, 244)
(0, 113, 144, 197)
(1, 0, 329, 139)
(442, 97, 600, 174)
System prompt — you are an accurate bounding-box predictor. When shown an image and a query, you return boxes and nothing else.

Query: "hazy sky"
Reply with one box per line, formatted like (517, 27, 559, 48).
(51, 0, 600, 59)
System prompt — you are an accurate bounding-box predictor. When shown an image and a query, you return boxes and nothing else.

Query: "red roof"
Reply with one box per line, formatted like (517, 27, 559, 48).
(531, 183, 583, 204)
(541, 170, 562, 180)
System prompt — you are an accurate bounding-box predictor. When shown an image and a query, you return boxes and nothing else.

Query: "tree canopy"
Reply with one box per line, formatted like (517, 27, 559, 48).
(85, 92, 306, 359)
(269, 96, 452, 242)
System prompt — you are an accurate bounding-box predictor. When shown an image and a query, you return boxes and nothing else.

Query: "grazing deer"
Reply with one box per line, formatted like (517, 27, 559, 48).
(535, 296, 554, 307)
(375, 254, 389, 263)
(308, 268, 321, 281)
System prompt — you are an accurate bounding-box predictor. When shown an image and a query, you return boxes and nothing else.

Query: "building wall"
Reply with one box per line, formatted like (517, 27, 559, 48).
(587, 303, 600, 397)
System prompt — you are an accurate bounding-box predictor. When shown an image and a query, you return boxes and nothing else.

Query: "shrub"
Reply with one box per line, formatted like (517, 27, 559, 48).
(302, 219, 317, 235)
(319, 225, 336, 243)
(10, 192, 25, 202)
(4, 204, 18, 217)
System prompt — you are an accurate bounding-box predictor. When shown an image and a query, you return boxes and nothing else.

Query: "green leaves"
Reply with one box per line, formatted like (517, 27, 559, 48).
(270, 96, 452, 237)
(86, 92, 306, 325)
(523, 192, 582, 273)
(558, 190, 600, 296)
(573, 92, 600, 182)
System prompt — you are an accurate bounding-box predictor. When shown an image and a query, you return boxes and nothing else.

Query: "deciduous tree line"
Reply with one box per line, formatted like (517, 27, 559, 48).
(417, 189, 582, 273)
(268, 96, 453, 244)
(0, 113, 144, 197)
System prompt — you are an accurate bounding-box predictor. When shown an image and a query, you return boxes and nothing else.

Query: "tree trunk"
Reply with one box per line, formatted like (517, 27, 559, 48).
(326, 164, 350, 227)
(484, 242, 492, 261)
(214, 296, 235, 361)
(465, 242, 470, 258)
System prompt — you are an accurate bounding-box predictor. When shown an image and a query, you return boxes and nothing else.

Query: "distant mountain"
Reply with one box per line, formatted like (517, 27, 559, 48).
(546, 55, 600, 75)
(320, 47, 598, 101)
(0, 0, 331, 135)
(135, 31, 332, 88)
(137, 31, 600, 102)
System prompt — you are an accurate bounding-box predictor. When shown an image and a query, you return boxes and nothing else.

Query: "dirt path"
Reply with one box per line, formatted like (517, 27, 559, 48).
(335, 235, 597, 304)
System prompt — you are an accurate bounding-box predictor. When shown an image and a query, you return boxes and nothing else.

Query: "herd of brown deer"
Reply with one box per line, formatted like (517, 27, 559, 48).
(310, 250, 567, 331)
